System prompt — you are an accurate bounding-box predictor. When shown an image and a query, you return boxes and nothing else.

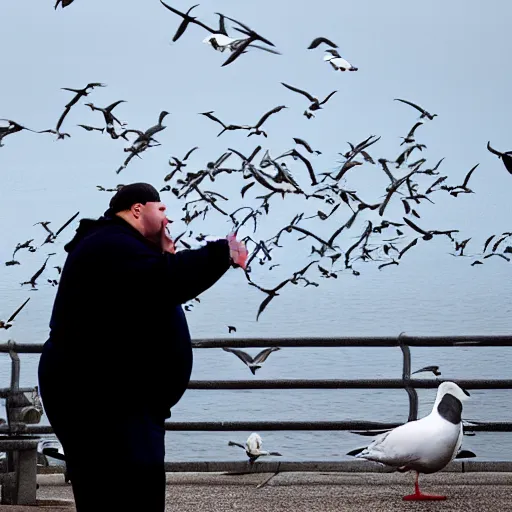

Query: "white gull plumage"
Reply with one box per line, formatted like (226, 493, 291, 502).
(323, 49, 358, 72)
(350, 381, 471, 500)
(228, 433, 282, 463)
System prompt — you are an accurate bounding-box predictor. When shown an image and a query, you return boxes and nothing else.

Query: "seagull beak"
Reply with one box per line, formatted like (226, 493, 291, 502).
(461, 387, 471, 397)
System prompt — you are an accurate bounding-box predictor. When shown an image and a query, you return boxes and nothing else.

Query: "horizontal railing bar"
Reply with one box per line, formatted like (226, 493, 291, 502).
(15, 421, 512, 434)
(3, 335, 512, 353)
(187, 379, 512, 390)
(195, 335, 512, 348)
(162, 460, 512, 472)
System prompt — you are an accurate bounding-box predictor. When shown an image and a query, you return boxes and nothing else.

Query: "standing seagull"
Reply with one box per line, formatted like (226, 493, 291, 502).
(348, 381, 470, 500)
(323, 49, 358, 71)
(222, 347, 280, 375)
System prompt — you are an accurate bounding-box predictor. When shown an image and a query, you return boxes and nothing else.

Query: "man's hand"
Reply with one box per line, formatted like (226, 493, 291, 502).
(226, 233, 248, 269)
(160, 219, 176, 254)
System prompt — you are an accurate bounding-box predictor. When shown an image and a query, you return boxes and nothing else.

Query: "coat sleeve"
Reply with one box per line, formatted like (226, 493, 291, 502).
(163, 239, 233, 303)
(104, 234, 233, 305)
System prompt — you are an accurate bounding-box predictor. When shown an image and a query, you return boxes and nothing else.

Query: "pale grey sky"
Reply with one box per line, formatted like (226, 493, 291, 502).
(1, 0, 511, 347)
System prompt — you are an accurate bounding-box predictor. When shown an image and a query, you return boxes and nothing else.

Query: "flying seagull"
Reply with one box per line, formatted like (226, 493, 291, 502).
(394, 99, 437, 121)
(323, 49, 358, 71)
(281, 82, 337, 116)
(222, 347, 280, 375)
(0, 298, 31, 330)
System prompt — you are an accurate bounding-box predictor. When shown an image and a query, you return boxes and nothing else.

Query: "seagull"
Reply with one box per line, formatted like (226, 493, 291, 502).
(199, 111, 248, 137)
(486, 141, 512, 174)
(21, 253, 56, 289)
(307, 36, 338, 50)
(85, 100, 126, 139)
(281, 82, 337, 116)
(412, 365, 441, 377)
(0, 119, 42, 147)
(394, 99, 437, 121)
(400, 121, 423, 145)
(348, 381, 470, 501)
(40, 83, 105, 140)
(0, 298, 30, 330)
(217, 15, 277, 67)
(222, 347, 280, 375)
(323, 49, 358, 71)
(203, 34, 281, 64)
(228, 433, 282, 463)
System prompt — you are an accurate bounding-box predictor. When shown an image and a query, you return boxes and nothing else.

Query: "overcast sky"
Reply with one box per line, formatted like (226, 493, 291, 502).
(1, 0, 511, 348)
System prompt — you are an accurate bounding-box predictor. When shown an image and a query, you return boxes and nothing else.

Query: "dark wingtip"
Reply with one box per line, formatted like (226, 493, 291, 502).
(346, 447, 365, 457)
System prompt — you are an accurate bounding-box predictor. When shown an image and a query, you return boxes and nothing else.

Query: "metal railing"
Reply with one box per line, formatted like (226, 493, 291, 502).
(0, 332, 511, 502)
(2, 333, 512, 434)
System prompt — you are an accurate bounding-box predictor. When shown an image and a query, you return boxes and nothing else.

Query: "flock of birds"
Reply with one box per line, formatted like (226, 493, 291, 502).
(1, 1, 509, 500)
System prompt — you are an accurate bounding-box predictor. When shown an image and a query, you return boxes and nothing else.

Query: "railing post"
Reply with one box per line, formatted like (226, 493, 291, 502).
(398, 333, 418, 422)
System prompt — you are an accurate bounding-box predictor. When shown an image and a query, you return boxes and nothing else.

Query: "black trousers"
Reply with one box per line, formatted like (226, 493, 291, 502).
(38, 340, 166, 511)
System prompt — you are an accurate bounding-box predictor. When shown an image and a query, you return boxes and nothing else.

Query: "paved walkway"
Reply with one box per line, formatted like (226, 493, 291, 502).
(1, 470, 510, 511)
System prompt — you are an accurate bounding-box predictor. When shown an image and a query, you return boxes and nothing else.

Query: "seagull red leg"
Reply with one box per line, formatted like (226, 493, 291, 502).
(402, 472, 446, 501)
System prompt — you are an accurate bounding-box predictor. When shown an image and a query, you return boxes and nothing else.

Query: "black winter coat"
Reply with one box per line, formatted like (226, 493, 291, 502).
(39, 214, 231, 419)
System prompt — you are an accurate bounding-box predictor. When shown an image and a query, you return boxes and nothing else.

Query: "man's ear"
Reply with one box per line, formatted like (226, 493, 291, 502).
(131, 203, 142, 218)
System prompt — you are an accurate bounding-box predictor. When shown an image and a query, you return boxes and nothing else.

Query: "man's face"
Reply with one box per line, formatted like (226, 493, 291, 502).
(140, 201, 167, 239)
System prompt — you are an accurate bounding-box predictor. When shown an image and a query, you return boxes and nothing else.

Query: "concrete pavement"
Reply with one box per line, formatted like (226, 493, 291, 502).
(1, 468, 509, 511)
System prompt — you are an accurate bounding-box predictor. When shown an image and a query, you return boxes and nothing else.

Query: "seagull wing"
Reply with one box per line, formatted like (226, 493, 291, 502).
(54, 211, 80, 238)
(200, 111, 226, 128)
(223, 16, 275, 47)
(183, 146, 199, 160)
(290, 149, 318, 186)
(254, 105, 286, 128)
(307, 37, 338, 50)
(222, 347, 254, 365)
(293, 138, 314, 153)
(253, 347, 280, 364)
(281, 83, 315, 102)
(502, 153, 512, 174)
(7, 298, 31, 323)
(247, 44, 281, 55)
(394, 99, 426, 115)
(411, 365, 439, 374)
(406, 121, 423, 138)
(461, 163, 479, 189)
(486, 141, 502, 157)
(221, 37, 254, 67)
(402, 217, 429, 236)
(228, 441, 246, 449)
(319, 90, 337, 106)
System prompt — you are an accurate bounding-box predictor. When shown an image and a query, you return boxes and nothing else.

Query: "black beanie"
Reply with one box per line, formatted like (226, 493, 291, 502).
(107, 183, 161, 214)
